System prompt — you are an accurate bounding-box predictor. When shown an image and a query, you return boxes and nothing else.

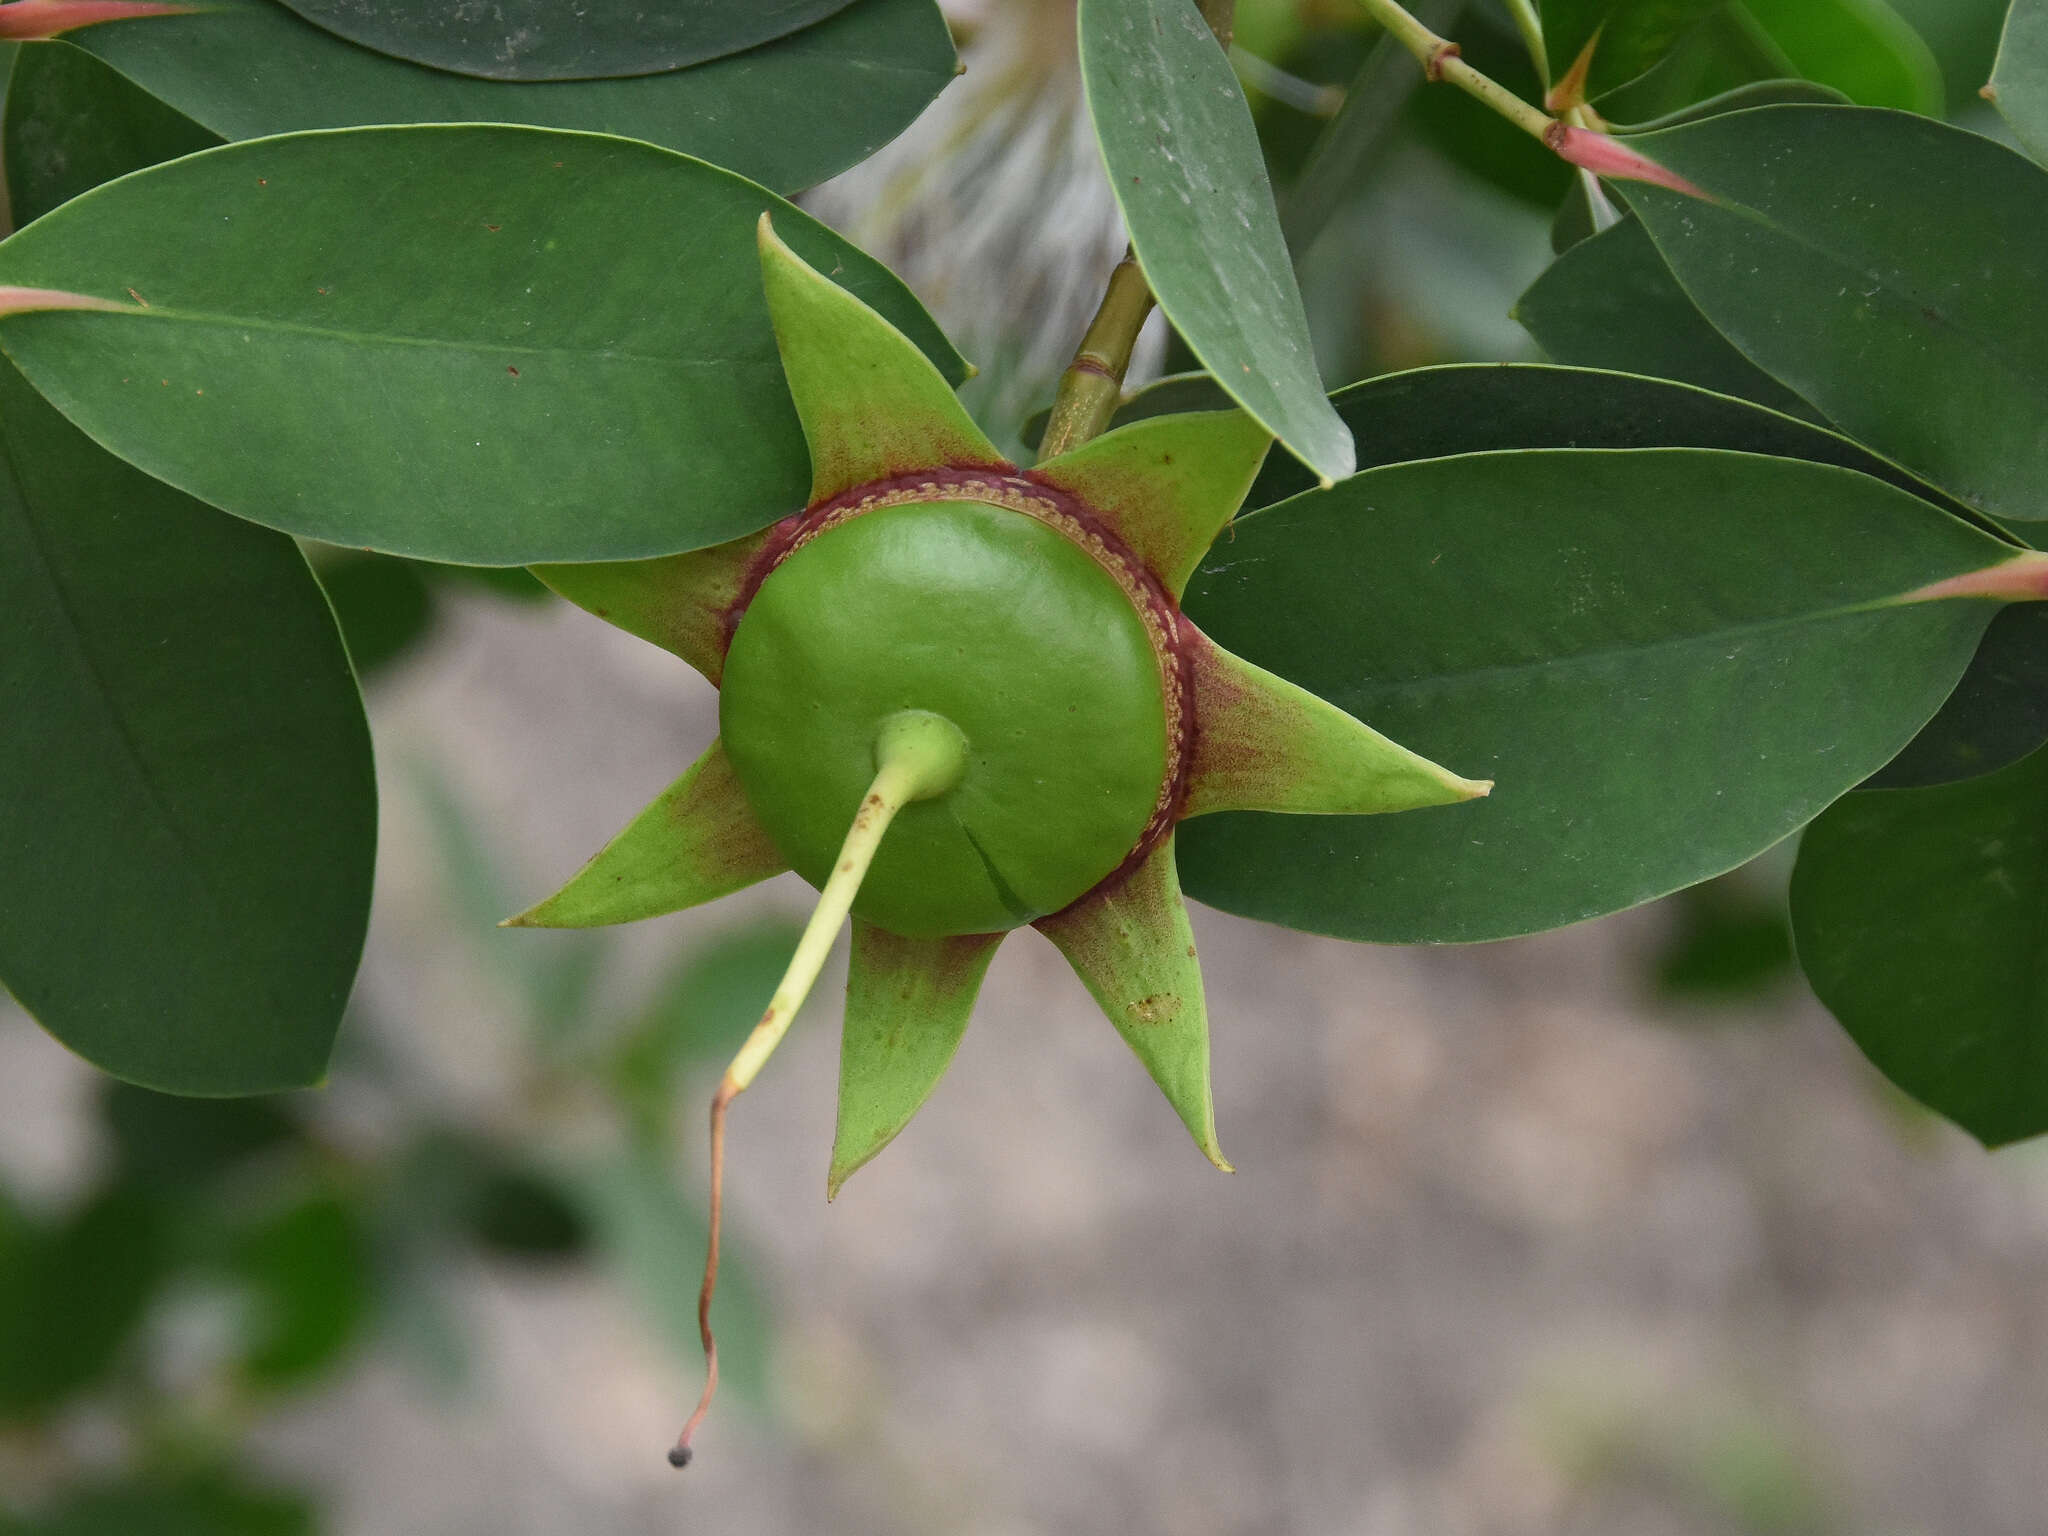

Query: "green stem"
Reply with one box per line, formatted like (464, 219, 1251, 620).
(669, 710, 966, 1470)
(1351, 0, 1557, 142)
(1037, 253, 1156, 459)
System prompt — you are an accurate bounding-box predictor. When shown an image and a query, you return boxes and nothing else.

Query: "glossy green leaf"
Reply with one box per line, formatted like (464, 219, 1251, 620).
(1078, 0, 1352, 483)
(0, 125, 966, 565)
(275, 0, 858, 82)
(1592, 5, 1795, 121)
(0, 360, 374, 1095)
(1624, 105, 2048, 523)
(4, 41, 216, 229)
(1515, 216, 1817, 419)
(1608, 76, 1849, 131)
(1740, 0, 1943, 113)
(1246, 362, 1960, 510)
(1792, 742, 2048, 1145)
(1865, 603, 2048, 788)
(1178, 448, 2011, 943)
(71, 0, 955, 194)
(1541, 0, 1725, 100)
(1992, 0, 2048, 161)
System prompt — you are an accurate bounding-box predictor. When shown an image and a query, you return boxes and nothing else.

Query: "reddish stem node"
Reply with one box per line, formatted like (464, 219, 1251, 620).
(1544, 123, 1709, 199)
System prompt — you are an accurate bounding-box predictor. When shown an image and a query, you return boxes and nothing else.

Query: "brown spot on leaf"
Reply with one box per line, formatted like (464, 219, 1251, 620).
(1125, 993, 1181, 1026)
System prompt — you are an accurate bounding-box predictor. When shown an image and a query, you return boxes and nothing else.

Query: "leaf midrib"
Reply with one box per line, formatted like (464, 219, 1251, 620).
(54, 305, 764, 369)
(0, 432, 243, 993)
(1327, 588, 1969, 703)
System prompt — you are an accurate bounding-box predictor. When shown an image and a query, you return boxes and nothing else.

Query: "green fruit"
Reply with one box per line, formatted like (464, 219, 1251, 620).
(721, 495, 1173, 936)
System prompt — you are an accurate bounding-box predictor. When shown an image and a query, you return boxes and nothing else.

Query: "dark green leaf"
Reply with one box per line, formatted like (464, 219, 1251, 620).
(0, 1185, 164, 1419)
(103, 1083, 299, 1192)
(1079, 0, 1352, 482)
(73, 0, 955, 194)
(4, 42, 216, 229)
(0, 361, 373, 1095)
(275, 0, 858, 82)
(1609, 76, 1850, 131)
(1179, 448, 2011, 942)
(0, 125, 966, 564)
(1541, 0, 1726, 100)
(314, 552, 436, 677)
(1992, 0, 2048, 161)
(1244, 361, 1964, 510)
(0, 1477, 314, 1536)
(231, 1191, 370, 1387)
(1739, 0, 1943, 113)
(1792, 741, 2048, 1145)
(1592, 5, 1795, 122)
(1514, 216, 1818, 419)
(1865, 602, 2048, 787)
(1624, 105, 2048, 522)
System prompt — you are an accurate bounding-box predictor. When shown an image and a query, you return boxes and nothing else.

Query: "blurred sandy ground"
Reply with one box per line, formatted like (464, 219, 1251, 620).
(8, 590, 2048, 1536)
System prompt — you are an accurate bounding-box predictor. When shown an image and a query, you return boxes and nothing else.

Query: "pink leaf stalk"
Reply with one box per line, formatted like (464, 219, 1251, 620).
(0, 1, 196, 41)
(0, 286, 128, 317)
(1545, 124, 1709, 200)
(1906, 552, 2048, 606)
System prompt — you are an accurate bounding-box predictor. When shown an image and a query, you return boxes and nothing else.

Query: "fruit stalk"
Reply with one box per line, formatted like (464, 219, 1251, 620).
(670, 711, 967, 1467)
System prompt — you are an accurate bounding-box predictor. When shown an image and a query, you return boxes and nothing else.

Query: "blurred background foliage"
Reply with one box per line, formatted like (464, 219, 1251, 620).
(2, 0, 2038, 1530)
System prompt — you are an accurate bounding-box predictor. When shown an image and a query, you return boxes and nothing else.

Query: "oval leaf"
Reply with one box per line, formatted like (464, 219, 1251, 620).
(1078, 0, 1352, 483)
(1741, 0, 1944, 114)
(1864, 602, 2048, 788)
(274, 0, 859, 83)
(1992, 0, 2048, 162)
(1244, 361, 1963, 509)
(1178, 448, 2011, 943)
(0, 359, 375, 1095)
(0, 125, 967, 565)
(72, 0, 956, 194)
(1792, 742, 2048, 1146)
(1541, 0, 1724, 101)
(1514, 215, 1818, 419)
(4, 41, 216, 228)
(1622, 105, 2048, 522)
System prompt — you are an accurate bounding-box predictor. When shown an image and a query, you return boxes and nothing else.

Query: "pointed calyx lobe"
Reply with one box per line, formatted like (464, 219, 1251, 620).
(507, 740, 784, 928)
(1181, 634, 1491, 818)
(831, 923, 1005, 1197)
(1037, 836, 1229, 1170)
(757, 214, 1008, 501)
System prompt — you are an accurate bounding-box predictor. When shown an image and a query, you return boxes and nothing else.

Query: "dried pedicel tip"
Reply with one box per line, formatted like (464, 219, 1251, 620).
(517, 216, 1490, 1464)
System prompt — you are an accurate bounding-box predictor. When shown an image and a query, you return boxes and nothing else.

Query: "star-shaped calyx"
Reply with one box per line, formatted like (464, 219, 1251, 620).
(513, 217, 1488, 1462)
